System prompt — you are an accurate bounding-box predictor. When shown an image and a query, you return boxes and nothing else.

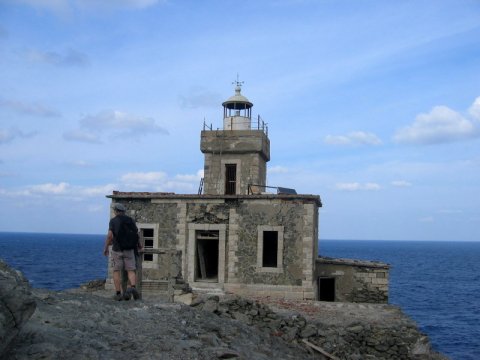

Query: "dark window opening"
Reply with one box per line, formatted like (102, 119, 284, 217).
(195, 231, 219, 282)
(141, 228, 154, 262)
(262, 231, 278, 267)
(225, 164, 237, 195)
(318, 277, 335, 302)
(143, 253, 153, 262)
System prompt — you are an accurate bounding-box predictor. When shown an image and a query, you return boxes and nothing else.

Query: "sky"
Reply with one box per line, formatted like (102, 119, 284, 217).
(0, 0, 479, 241)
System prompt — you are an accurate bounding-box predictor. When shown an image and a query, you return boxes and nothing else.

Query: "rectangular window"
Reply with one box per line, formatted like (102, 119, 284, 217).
(256, 225, 284, 273)
(142, 228, 154, 262)
(262, 231, 278, 267)
(225, 164, 237, 195)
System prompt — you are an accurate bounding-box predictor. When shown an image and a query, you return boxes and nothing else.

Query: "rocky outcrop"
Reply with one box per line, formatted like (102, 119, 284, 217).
(192, 295, 448, 360)
(6, 289, 310, 359)
(2, 263, 447, 359)
(0, 260, 36, 357)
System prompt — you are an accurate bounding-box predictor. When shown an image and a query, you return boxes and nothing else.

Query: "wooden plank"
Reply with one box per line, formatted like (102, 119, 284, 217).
(301, 339, 341, 360)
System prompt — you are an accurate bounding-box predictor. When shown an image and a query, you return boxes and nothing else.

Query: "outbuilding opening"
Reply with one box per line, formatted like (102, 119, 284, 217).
(318, 277, 335, 301)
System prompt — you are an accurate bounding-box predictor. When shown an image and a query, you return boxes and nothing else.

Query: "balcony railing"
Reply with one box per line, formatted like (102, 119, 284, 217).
(203, 114, 268, 136)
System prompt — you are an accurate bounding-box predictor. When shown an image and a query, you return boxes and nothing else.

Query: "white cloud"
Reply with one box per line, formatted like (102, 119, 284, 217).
(394, 105, 478, 145)
(119, 170, 203, 193)
(64, 110, 168, 143)
(268, 165, 289, 174)
(178, 88, 222, 109)
(29, 182, 70, 195)
(26, 48, 89, 67)
(324, 131, 382, 146)
(63, 129, 102, 144)
(391, 180, 412, 187)
(0, 128, 37, 144)
(0, 98, 60, 117)
(15, 0, 162, 15)
(79, 184, 117, 196)
(335, 182, 381, 191)
(77, 0, 161, 10)
(419, 216, 434, 223)
(79, 110, 168, 136)
(469, 96, 480, 121)
(437, 209, 463, 214)
(174, 170, 204, 182)
(121, 172, 167, 187)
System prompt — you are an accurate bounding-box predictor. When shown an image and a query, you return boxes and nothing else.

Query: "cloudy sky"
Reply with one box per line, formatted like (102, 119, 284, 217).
(1, 0, 479, 240)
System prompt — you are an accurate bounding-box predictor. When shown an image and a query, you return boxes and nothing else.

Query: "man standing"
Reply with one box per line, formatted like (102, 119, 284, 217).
(103, 203, 142, 301)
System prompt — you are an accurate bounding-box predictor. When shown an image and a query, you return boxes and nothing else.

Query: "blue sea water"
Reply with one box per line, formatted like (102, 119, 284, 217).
(0, 233, 479, 359)
(320, 240, 480, 360)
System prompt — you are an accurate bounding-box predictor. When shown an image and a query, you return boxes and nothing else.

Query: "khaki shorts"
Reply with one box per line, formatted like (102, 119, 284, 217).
(111, 249, 136, 271)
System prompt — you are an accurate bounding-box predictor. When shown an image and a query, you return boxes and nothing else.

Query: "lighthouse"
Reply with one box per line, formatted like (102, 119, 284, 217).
(200, 81, 270, 195)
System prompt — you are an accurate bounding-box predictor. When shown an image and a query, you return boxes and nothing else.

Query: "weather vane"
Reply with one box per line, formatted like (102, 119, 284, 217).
(232, 73, 244, 88)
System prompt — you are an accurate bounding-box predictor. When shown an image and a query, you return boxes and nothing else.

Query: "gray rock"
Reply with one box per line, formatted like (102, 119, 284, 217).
(0, 259, 36, 356)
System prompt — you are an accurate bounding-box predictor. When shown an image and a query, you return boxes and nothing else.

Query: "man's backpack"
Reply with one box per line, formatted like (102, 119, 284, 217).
(116, 217, 139, 251)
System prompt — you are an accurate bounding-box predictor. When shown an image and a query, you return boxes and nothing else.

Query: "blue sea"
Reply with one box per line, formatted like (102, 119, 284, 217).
(0, 233, 479, 360)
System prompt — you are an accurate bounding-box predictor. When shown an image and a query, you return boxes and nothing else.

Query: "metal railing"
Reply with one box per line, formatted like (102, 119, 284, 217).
(203, 115, 268, 136)
(247, 184, 297, 195)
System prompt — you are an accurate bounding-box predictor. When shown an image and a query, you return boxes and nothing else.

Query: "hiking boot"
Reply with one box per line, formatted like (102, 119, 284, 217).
(123, 290, 132, 301)
(113, 293, 123, 301)
(130, 287, 140, 300)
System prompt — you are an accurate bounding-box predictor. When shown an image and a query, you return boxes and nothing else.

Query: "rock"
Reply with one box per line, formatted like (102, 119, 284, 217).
(79, 279, 105, 291)
(174, 292, 193, 305)
(300, 324, 317, 338)
(203, 299, 219, 313)
(0, 259, 36, 356)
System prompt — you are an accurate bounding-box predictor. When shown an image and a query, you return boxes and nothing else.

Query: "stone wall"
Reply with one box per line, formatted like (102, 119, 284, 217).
(106, 194, 321, 301)
(200, 130, 270, 195)
(316, 257, 389, 303)
(192, 295, 445, 360)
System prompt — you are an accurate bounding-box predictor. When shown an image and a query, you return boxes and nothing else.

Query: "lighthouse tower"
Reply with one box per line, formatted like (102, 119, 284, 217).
(200, 81, 270, 195)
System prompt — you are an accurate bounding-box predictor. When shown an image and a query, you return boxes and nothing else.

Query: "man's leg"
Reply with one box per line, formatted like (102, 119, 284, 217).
(113, 270, 122, 292)
(111, 251, 124, 301)
(127, 270, 136, 287)
(112, 270, 124, 300)
(123, 250, 140, 300)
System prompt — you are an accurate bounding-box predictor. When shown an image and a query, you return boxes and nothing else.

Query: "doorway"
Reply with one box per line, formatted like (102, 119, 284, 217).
(318, 277, 335, 301)
(195, 230, 219, 282)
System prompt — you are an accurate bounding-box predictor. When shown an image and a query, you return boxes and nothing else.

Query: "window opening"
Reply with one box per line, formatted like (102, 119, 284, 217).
(262, 231, 278, 267)
(225, 164, 237, 195)
(142, 228, 154, 262)
(318, 277, 335, 301)
(195, 230, 219, 282)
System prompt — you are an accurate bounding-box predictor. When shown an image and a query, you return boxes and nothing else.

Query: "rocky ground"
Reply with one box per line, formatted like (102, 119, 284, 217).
(1, 259, 448, 360)
(5, 288, 312, 360)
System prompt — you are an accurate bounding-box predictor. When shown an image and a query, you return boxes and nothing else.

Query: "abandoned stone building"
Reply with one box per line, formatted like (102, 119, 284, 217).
(105, 83, 389, 303)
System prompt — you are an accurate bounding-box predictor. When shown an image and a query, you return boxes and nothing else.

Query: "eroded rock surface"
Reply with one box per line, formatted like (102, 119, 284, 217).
(0, 260, 36, 357)
(5, 289, 311, 360)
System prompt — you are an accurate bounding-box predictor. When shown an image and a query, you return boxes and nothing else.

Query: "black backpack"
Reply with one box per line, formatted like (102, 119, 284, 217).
(116, 217, 139, 250)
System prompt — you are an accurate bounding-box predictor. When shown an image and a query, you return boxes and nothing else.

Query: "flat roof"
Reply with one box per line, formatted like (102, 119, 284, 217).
(107, 191, 322, 207)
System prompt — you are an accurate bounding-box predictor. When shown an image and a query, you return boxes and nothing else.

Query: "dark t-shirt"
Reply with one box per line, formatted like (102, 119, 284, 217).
(109, 214, 138, 252)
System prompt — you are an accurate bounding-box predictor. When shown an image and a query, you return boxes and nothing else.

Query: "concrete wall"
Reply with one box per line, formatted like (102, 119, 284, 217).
(315, 257, 389, 303)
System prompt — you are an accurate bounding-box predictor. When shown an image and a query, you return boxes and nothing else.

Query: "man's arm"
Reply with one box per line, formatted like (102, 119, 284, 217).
(103, 230, 113, 256)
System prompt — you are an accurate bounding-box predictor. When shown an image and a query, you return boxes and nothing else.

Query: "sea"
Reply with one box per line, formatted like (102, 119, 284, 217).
(0, 232, 479, 360)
